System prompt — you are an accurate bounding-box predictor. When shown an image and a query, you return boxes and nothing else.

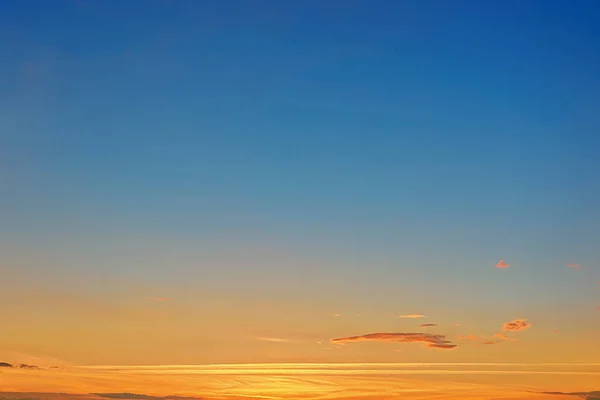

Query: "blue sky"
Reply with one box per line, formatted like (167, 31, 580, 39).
(1, 0, 599, 365)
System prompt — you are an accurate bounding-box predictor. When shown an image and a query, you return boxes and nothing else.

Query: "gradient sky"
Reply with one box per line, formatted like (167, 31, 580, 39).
(1, 0, 599, 369)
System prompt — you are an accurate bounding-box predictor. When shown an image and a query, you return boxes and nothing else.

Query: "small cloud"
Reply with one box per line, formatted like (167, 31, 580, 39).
(455, 323, 461, 326)
(331, 332, 457, 350)
(503, 319, 532, 332)
(0, 362, 12, 368)
(397, 314, 427, 319)
(495, 260, 511, 269)
(554, 329, 560, 332)
(481, 340, 498, 345)
(329, 313, 341, 317)
(420, 323, 438, 327)
(149, 297, 168, 301)
(494, 333, 517, 341)
(17, 363, 40, 370)
(567, 263, 581, 270)
(253, 337, 291, 343)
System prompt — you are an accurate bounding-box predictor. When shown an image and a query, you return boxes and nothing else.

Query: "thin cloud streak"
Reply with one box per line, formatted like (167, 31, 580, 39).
(396, 314, 427, 319)
(253, 337, 292, 343)
(331, 332, 457, 349)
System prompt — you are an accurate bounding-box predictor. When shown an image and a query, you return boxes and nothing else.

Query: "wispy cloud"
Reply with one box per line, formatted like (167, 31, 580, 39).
(494, 333, 517, 341)
(495, 260, 511, 269)
(503, 319, 532, 332)
(396, 314, 427, 319)
(420, 323, 439, 327)
(568, 263, 581, 270)
(253, 337, 292, 343)
(458, 333, 516, 345)
(94, 394, 202, 400)
(331, 332, 457, 349)
(537, 390, 600, 399)
(329, 313, 341, 317)
(149, 297, 168, 301)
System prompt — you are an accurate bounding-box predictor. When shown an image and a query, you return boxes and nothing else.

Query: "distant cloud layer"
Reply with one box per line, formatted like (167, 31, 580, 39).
(397, 314, 427, 319)
(503, 319, 532, 332)
(94, 393, 202, 400)
(538, 391, 600, 400)
(331, 332, 457, 349)
(495, 260, 511, 269)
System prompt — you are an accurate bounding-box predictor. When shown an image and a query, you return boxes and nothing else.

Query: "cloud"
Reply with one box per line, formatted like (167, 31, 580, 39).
(93, 394, 202, 400)
(329, 313, 341, 317)
(494, 333, 517, 341)
(149, 297, 168, 301)
(502, 319, 532, 332)
(537, 391, 600, 399)
(253, 337, 292, 343)
(0, 362, 41, 370)
(458, 333, 517, 345)
(17, 363, 41, 370)
(420, 323, 439, 327)
(568, 263, 581, 270)
(331, 332, 457, 349)
(495, 260, 511, 269)
(396, 314, 427, 319)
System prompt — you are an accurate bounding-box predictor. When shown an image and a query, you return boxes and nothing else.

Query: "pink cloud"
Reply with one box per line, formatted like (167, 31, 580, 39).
(331, 332, 457, 350)
(149, 296, 168, 301)
(567, 263, 581, 270)
(502, 319, 532, 332)
(396, 314, 427, 319)
(495, 260, 511, 269)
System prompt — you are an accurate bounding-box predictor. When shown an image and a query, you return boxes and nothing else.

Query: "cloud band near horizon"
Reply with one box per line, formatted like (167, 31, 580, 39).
(331, 332, 457, 349)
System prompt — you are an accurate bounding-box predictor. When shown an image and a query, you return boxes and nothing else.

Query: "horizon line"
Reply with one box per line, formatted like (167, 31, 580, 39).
(79, 362, 600, 369)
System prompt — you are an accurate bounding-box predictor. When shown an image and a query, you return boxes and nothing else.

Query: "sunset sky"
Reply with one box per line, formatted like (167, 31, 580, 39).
(0, 0, 599, 398)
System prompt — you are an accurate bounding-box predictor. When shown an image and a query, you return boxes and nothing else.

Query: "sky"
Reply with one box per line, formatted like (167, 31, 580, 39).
(0, 0, 600, 398)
